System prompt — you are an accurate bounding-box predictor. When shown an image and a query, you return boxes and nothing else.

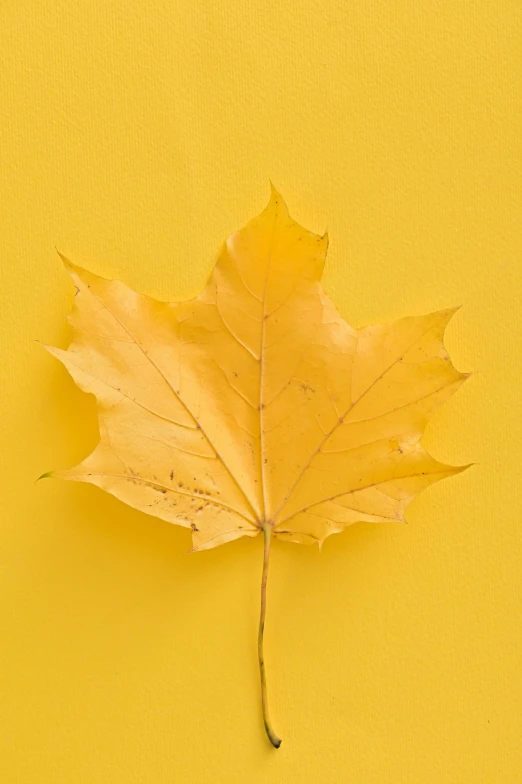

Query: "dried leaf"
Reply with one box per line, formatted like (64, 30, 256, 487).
(43, 187, 469, 747)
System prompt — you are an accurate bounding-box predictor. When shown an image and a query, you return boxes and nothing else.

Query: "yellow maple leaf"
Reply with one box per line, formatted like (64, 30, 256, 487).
(43, 187, 469, 747)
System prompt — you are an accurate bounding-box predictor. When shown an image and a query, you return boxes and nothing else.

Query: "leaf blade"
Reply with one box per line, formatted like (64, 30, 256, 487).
(46, 191, 468, 550)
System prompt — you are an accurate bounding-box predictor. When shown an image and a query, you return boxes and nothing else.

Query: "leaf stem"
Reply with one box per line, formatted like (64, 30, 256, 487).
(258, 522, 282, 748)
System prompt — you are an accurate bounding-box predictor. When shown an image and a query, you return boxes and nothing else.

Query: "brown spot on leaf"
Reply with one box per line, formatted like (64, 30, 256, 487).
(299, 382, 315, 396)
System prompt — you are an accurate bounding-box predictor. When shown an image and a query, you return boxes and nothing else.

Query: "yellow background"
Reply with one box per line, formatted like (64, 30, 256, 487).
(1, 2, 520, 781)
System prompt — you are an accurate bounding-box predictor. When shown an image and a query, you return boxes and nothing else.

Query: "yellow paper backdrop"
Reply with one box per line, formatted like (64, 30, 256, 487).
(1, 2, 520, 781)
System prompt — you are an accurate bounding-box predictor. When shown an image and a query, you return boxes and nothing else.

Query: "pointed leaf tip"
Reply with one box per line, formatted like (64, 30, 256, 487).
(55, 248, 71, 266)
(267, 181, 288, 212)
(441, 305, 463, 327)
(57, 251, 83, 281)
(37, 470, 55, 482)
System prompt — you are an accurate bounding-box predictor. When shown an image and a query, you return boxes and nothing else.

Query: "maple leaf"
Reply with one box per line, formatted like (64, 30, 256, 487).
(42, 187, 469, 747)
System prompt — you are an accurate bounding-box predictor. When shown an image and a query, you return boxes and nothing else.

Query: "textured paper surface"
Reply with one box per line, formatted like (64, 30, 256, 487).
(0, 2, 520, 781)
